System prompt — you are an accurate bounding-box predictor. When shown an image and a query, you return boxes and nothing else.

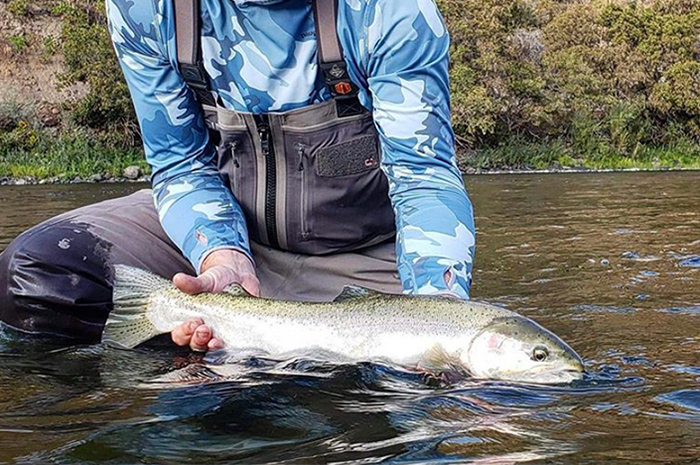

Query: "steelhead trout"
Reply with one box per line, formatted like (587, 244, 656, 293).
(103, 266, 585, 383)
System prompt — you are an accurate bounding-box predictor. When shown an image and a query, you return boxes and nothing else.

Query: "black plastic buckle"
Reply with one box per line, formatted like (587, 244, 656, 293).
(335, 96, 364, 117)
(180, 62, 216, 106)
(320, 61, 364, 117)
(181, 63, 207, 87)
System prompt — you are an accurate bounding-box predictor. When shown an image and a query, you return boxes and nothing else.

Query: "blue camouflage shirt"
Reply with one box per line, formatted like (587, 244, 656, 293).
(106, 0, 476, 298)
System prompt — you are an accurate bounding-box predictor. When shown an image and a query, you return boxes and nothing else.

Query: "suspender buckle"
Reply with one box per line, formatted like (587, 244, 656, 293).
(335, 96, 365, 117)
(321, 62, 353, 93)
(180, 63, 208, 89)
(321, 61, 364, 117)
(334, 82, 353, 95)
(179, 62, 216, 107)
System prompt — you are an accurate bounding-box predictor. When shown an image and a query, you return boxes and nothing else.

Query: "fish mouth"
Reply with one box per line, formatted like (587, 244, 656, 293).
(537, 367, 585, 384)
(509, 364, 585, 385)
(564, 367, 586, 379)
(571, 362, 586, 374)
(568, 356, 586, 376)
(562, 353, 585, 373)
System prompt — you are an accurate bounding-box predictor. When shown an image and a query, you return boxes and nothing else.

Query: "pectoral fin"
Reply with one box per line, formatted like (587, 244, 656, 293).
(417, 345, 462, 374)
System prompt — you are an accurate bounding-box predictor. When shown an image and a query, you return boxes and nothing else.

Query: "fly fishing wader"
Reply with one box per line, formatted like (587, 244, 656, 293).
(174, 0, 396, 254)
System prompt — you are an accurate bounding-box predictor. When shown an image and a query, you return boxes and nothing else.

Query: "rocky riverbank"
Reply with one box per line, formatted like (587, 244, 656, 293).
(2, 164, 698, 187)
(0, 165, 149, 185)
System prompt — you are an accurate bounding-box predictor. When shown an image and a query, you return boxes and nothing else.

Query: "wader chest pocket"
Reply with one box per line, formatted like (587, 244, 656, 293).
(285, 120, 395, 255)
(214, 106, 395, 255)
(215, 128, 258, 233)
(315, 136, 380, 177)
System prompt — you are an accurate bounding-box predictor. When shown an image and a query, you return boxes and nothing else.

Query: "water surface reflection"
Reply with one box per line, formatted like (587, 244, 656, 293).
(1, 172, 699, 463)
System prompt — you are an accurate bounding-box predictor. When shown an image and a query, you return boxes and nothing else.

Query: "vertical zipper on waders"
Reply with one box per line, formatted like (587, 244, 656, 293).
(255, 114, 280, 248)
(295, 142, 310, 240)
(228, 141, 241, 198)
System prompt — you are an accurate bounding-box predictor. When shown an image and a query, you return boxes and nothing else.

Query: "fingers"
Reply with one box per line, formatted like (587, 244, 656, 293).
(170, 318, 224, 352)
(178, 266, 260, 296)
(171, 318, 203, 346)
(174, 248, 261, 297)
(173, 272, 215, 295)
(190, 324, 213, 352)
(436, 290, 461, 300)
(240, 274, 261, 297)
(208, 338, 225, 350)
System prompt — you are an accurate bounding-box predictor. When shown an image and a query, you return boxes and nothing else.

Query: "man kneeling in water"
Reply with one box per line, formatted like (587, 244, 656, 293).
(0, 0, 475, 350)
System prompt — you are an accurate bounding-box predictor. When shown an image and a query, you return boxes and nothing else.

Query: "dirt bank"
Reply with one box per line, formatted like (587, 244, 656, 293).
(0, 2, 86, 112)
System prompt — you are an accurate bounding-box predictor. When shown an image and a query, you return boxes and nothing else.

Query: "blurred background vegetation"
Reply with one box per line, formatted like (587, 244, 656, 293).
(0, 0, 699, 179)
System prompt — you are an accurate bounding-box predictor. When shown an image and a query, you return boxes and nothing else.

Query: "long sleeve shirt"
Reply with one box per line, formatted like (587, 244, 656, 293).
(106, 0, 476, 298)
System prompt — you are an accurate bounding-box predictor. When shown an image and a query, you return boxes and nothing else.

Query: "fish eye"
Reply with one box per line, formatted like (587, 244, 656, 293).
(532, 346, 549, 362)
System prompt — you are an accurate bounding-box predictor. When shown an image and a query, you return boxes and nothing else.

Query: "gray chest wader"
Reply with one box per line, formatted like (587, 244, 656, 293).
(174, 0, 395, 255)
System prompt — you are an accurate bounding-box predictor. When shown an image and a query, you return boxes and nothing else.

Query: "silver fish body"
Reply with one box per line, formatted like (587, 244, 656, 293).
(104, 266, 585, 383)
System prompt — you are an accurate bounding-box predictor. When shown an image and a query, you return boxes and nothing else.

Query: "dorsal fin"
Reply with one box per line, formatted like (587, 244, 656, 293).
(222, 284, 253, 297)
(333, 285, 382, 302)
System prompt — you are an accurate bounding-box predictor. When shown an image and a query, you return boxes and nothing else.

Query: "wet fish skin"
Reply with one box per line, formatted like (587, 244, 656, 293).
(104, 266, 584, 384)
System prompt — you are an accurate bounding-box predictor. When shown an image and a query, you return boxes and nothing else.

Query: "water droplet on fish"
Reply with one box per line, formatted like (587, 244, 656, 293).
(58, 238, 71, 250)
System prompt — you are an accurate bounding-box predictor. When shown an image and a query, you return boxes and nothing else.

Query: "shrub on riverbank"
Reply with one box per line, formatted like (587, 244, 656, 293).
(0, 0, 699, 178)
(0, 102, 145, 179)
(440, 0, 700, 163)
(58, 0, 136, 130)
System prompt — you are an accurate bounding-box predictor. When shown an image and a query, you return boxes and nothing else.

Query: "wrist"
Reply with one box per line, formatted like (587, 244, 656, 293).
(201, 248, 255, 274)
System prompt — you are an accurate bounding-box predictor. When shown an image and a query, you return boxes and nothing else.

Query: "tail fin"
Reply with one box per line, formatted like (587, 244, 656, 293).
(102, 265, 171, 349)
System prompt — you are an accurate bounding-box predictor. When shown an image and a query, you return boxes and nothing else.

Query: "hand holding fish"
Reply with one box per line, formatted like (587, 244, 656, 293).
(174, 249, 259, 296)
(170, 249, 260, 351)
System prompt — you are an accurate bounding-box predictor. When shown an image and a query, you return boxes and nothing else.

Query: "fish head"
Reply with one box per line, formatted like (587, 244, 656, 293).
(463, 316, 584, 384)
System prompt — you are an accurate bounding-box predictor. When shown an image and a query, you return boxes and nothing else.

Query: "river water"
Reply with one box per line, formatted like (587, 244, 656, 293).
(0, 172, 698, 464)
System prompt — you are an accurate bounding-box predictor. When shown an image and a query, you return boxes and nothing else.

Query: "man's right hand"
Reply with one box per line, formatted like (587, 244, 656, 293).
(170, 249, 260, 351)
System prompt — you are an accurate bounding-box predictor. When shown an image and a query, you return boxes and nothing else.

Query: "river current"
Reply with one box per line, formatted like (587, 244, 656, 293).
(0, 172, 698, 464)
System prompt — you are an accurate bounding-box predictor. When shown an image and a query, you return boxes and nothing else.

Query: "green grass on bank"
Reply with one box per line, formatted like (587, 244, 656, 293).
(1, 127, 699, 181)
(459, 137, 700, 171)
(0, 126, 148, 179)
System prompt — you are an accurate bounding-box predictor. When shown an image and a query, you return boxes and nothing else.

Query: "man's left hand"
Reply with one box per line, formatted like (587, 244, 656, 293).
(170, 249, 260, 351)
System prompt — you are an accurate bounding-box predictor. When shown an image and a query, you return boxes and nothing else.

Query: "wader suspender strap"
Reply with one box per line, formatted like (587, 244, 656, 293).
(174, 0, 216, 106)
(313, 0, 364, 117)
(174, 0, 362, 117)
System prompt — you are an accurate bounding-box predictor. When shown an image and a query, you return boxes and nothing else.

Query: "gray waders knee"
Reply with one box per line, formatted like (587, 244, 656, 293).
(0, 222, 114, 340)
(0, 190, 194, 341)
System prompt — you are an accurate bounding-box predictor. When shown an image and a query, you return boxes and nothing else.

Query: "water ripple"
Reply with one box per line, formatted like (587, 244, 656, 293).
(2, 173, 700, 463)
(679, 257, 700, 268)
(655, 390, 700, 413)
